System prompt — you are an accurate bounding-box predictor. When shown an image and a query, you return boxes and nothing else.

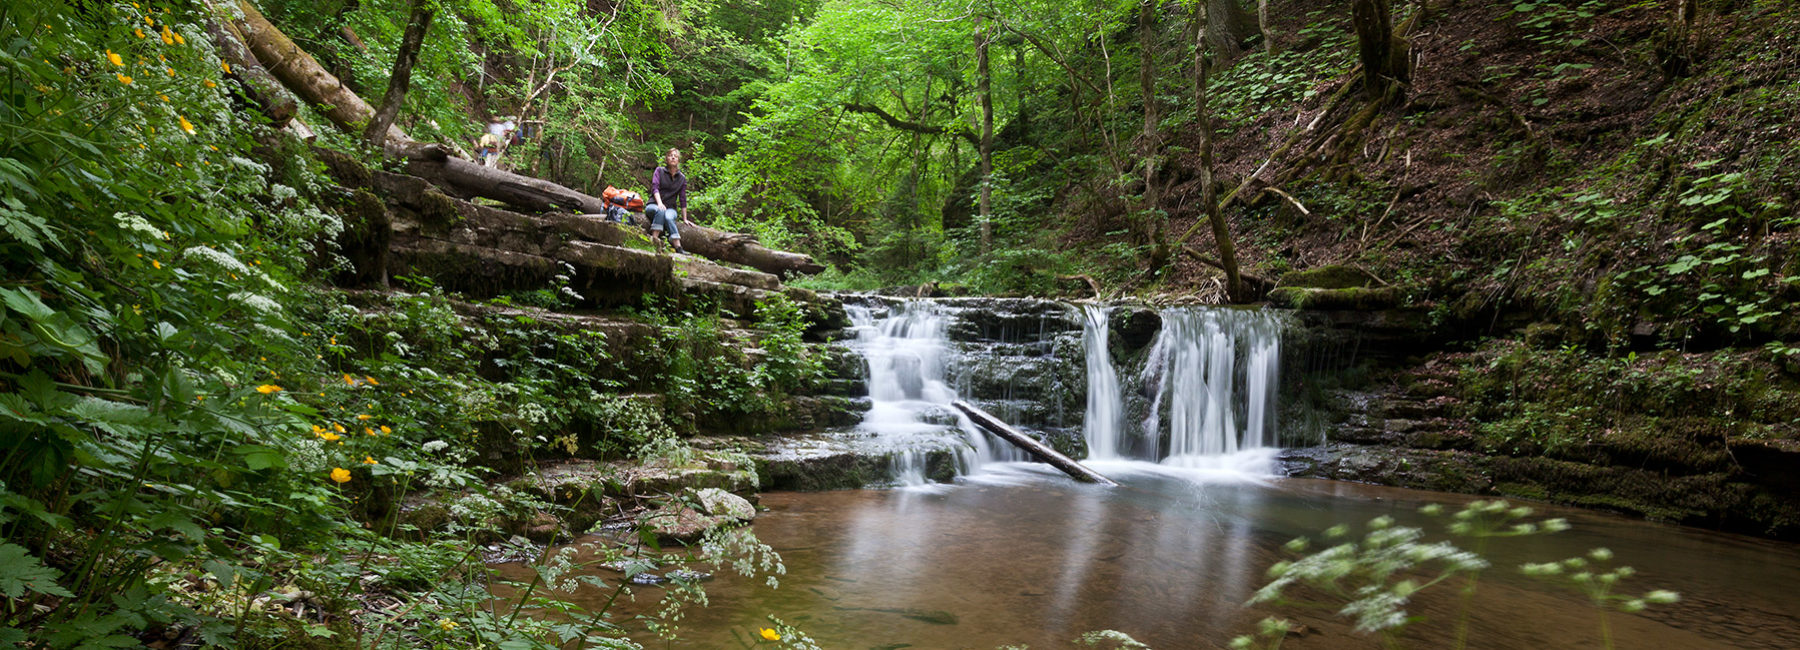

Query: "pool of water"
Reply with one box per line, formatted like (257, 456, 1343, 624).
(497, 461, 1800, 649)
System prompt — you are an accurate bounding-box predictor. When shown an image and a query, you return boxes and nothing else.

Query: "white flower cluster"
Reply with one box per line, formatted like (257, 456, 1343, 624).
(112, 212, 165, 241)
(229, 291, 282, 315)
(182, 246, 250, 274)
(269, 183, 299, 201)
(422, 440, 450, 453)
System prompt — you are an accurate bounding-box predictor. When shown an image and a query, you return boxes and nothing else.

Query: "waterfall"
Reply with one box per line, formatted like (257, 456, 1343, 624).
(1086, 307, 1283, 465)
(1145, 308, 1282, 464)
(1080, 305, 1126, 460)
(845, 301, 982, 484)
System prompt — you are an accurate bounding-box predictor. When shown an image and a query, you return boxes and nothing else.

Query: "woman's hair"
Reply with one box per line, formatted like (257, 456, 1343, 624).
(665, 148, 682, 164)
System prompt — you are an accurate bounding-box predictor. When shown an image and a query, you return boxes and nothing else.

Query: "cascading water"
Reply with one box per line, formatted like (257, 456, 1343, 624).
(844, 301, 991, 485)
(1083, 306, 1283, 469)
(1080, 305, 1126, 461)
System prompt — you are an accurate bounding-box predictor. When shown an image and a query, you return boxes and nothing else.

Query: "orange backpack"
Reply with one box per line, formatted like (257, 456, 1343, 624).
(601, 186, 646, 212)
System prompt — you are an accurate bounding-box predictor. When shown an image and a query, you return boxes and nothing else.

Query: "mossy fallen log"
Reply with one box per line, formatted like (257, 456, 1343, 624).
(952, 400, 1118, 486)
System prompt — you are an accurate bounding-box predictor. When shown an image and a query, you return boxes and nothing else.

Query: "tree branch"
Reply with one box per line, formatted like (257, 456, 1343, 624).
(842, 102, 978, 145)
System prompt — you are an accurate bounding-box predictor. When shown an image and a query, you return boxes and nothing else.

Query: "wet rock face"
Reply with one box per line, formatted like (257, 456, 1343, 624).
(1110, 306, 1162, 356)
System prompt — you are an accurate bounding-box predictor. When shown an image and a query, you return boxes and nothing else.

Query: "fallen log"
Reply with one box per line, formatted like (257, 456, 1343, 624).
(951, 400, 1118, 486)
(227, 0, 825, 277)
(406, 156, 825, 276)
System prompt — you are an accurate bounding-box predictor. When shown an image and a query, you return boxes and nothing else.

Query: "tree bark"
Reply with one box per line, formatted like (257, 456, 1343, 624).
(842, 103, 977, 145)
(1203, 0, 1258, 59)
(977, 16, 994, 257)
(953, 401, 1118, 486)
(228, 0, 412, 145)
(1139, 0, 1166, 267)
(204, 17, 297, 127)
(229, 0, 824, 277)
(1352, 0, 1408, 101)
(363, 0, 434, 146)
(1195, 3, 1246, 302)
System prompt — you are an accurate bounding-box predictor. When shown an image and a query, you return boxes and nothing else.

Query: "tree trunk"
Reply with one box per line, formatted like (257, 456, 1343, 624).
(229, 0, 824, 277)
(1352, 0, 1408, 102)
(363, 0, 434, 146)
(1140, 0, 1169, 268)
(953, 401, 1118, 486)
(1257, 0, 1273, 53)
(405, 156, 825, 276)
(977, 16, 995, 257)
(1195, 3, 1246, 302)
(1203, 0, 1258, 59)
(203, 17, 297, 127)
(228, 0, 413, 145)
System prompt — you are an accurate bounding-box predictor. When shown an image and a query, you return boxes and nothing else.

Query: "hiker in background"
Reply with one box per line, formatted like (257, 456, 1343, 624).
(647, 148, 690, 255)
(477, 131, 500, 166)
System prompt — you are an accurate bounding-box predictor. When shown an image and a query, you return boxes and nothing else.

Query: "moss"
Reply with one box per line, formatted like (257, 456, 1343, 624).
(1267, 286, 1402, 310)
(1279, 264, 1382, 289)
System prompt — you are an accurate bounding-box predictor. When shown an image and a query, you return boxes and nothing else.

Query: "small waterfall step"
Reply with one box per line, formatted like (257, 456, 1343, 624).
(954, 400, 1118, 486)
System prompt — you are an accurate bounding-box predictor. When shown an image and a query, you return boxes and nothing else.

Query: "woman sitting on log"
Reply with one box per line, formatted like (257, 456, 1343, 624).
(648, 148, 690, 255)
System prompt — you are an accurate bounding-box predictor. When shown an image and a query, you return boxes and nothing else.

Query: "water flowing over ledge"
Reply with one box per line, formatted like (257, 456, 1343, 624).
(839, 297, 1287, 485)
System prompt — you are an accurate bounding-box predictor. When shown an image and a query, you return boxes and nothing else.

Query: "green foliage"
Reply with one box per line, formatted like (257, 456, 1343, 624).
(1236, 500, 1676, 650)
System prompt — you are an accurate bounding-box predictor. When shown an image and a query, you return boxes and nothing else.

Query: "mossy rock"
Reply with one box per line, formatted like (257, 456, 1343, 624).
(1278, 265, 1382, 289)
(1267, 286, 1401, 310)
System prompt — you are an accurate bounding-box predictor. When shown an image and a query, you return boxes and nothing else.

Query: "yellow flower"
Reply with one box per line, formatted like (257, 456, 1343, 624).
(161, 27, 174, 45)
(221, 61, 232, 74)
(365, 376, 379, 385)
(177, 115, 195, 134)
(144, 16, 155, 25)
(379, 425, 391, 435)
(317, 431, 341, 442)
(255, 384, 282, 394)
(107, 49, 123, 66)
(134, 28, 145, 39)
(332, 422, 346, 433)
(117, 73, 133, 85)
(151, 259, 161, 269)
(436, 619, 458, 631)
(343, 373, 357, 386)
(759, 628, 780, 641)
(362, 455, 377, 465)
(158, 93, 169, 102)
(356, 414, 372, 420)
(329, 467, 351, 483)
(204, 79, 216, 88)
(364, 427, 375, 436)
(165, 66, 174, 77)
(195, 394, 206, 402)
(311, 424, 325, 434)
(173, 32, 185, 45)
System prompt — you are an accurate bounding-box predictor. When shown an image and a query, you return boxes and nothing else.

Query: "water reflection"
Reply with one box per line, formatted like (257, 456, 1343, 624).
(511, 469, 1800, 649)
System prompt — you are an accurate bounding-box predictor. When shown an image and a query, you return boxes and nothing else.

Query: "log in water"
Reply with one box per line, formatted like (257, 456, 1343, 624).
(952, 400, 1118, 486)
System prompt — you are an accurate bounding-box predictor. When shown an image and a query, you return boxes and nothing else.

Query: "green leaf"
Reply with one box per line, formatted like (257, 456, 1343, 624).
(237, 444, 286, 471)
(0, 543, 75, 598)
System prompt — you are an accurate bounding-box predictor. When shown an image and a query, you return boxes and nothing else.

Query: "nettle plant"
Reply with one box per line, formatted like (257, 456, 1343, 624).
(1234, 500, 1679, 650)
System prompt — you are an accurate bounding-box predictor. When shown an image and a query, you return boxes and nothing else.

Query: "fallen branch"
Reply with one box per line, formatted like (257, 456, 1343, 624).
(952, 401, 1118, 486)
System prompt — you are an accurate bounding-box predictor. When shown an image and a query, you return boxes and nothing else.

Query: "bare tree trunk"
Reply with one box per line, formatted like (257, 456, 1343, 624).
(1204, 0, 1258, 59)
(227, 0, 826, 276)
(954, 401, 1118, 486)
(1352, 0, 1408, 102)
(1195, 3, 1246, 302)
(977, 16, 995, 257)
(363, 0, 434, 146)
(1139, 0, 1168, 267)
(1257, 0, 1273, 53)
(228, 0, 413, 144)
(203, 17, 297, 127)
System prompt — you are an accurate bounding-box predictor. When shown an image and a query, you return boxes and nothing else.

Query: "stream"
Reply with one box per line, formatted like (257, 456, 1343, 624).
(501, 464, 1800, 649)
(497, 298, 1800, 647)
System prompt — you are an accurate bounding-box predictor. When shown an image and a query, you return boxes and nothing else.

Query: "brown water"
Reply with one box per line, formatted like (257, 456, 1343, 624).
(496, 463, 1800, 649)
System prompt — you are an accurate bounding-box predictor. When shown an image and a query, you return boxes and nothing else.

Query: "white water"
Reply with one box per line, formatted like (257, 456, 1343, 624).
(1080, 304, 1126, 461)
(1086, 307, 1283, 472)
(845, 302, 986, 485)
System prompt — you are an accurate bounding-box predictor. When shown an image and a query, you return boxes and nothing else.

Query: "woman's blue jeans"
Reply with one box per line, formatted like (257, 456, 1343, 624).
(647, 205, 681, 240)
